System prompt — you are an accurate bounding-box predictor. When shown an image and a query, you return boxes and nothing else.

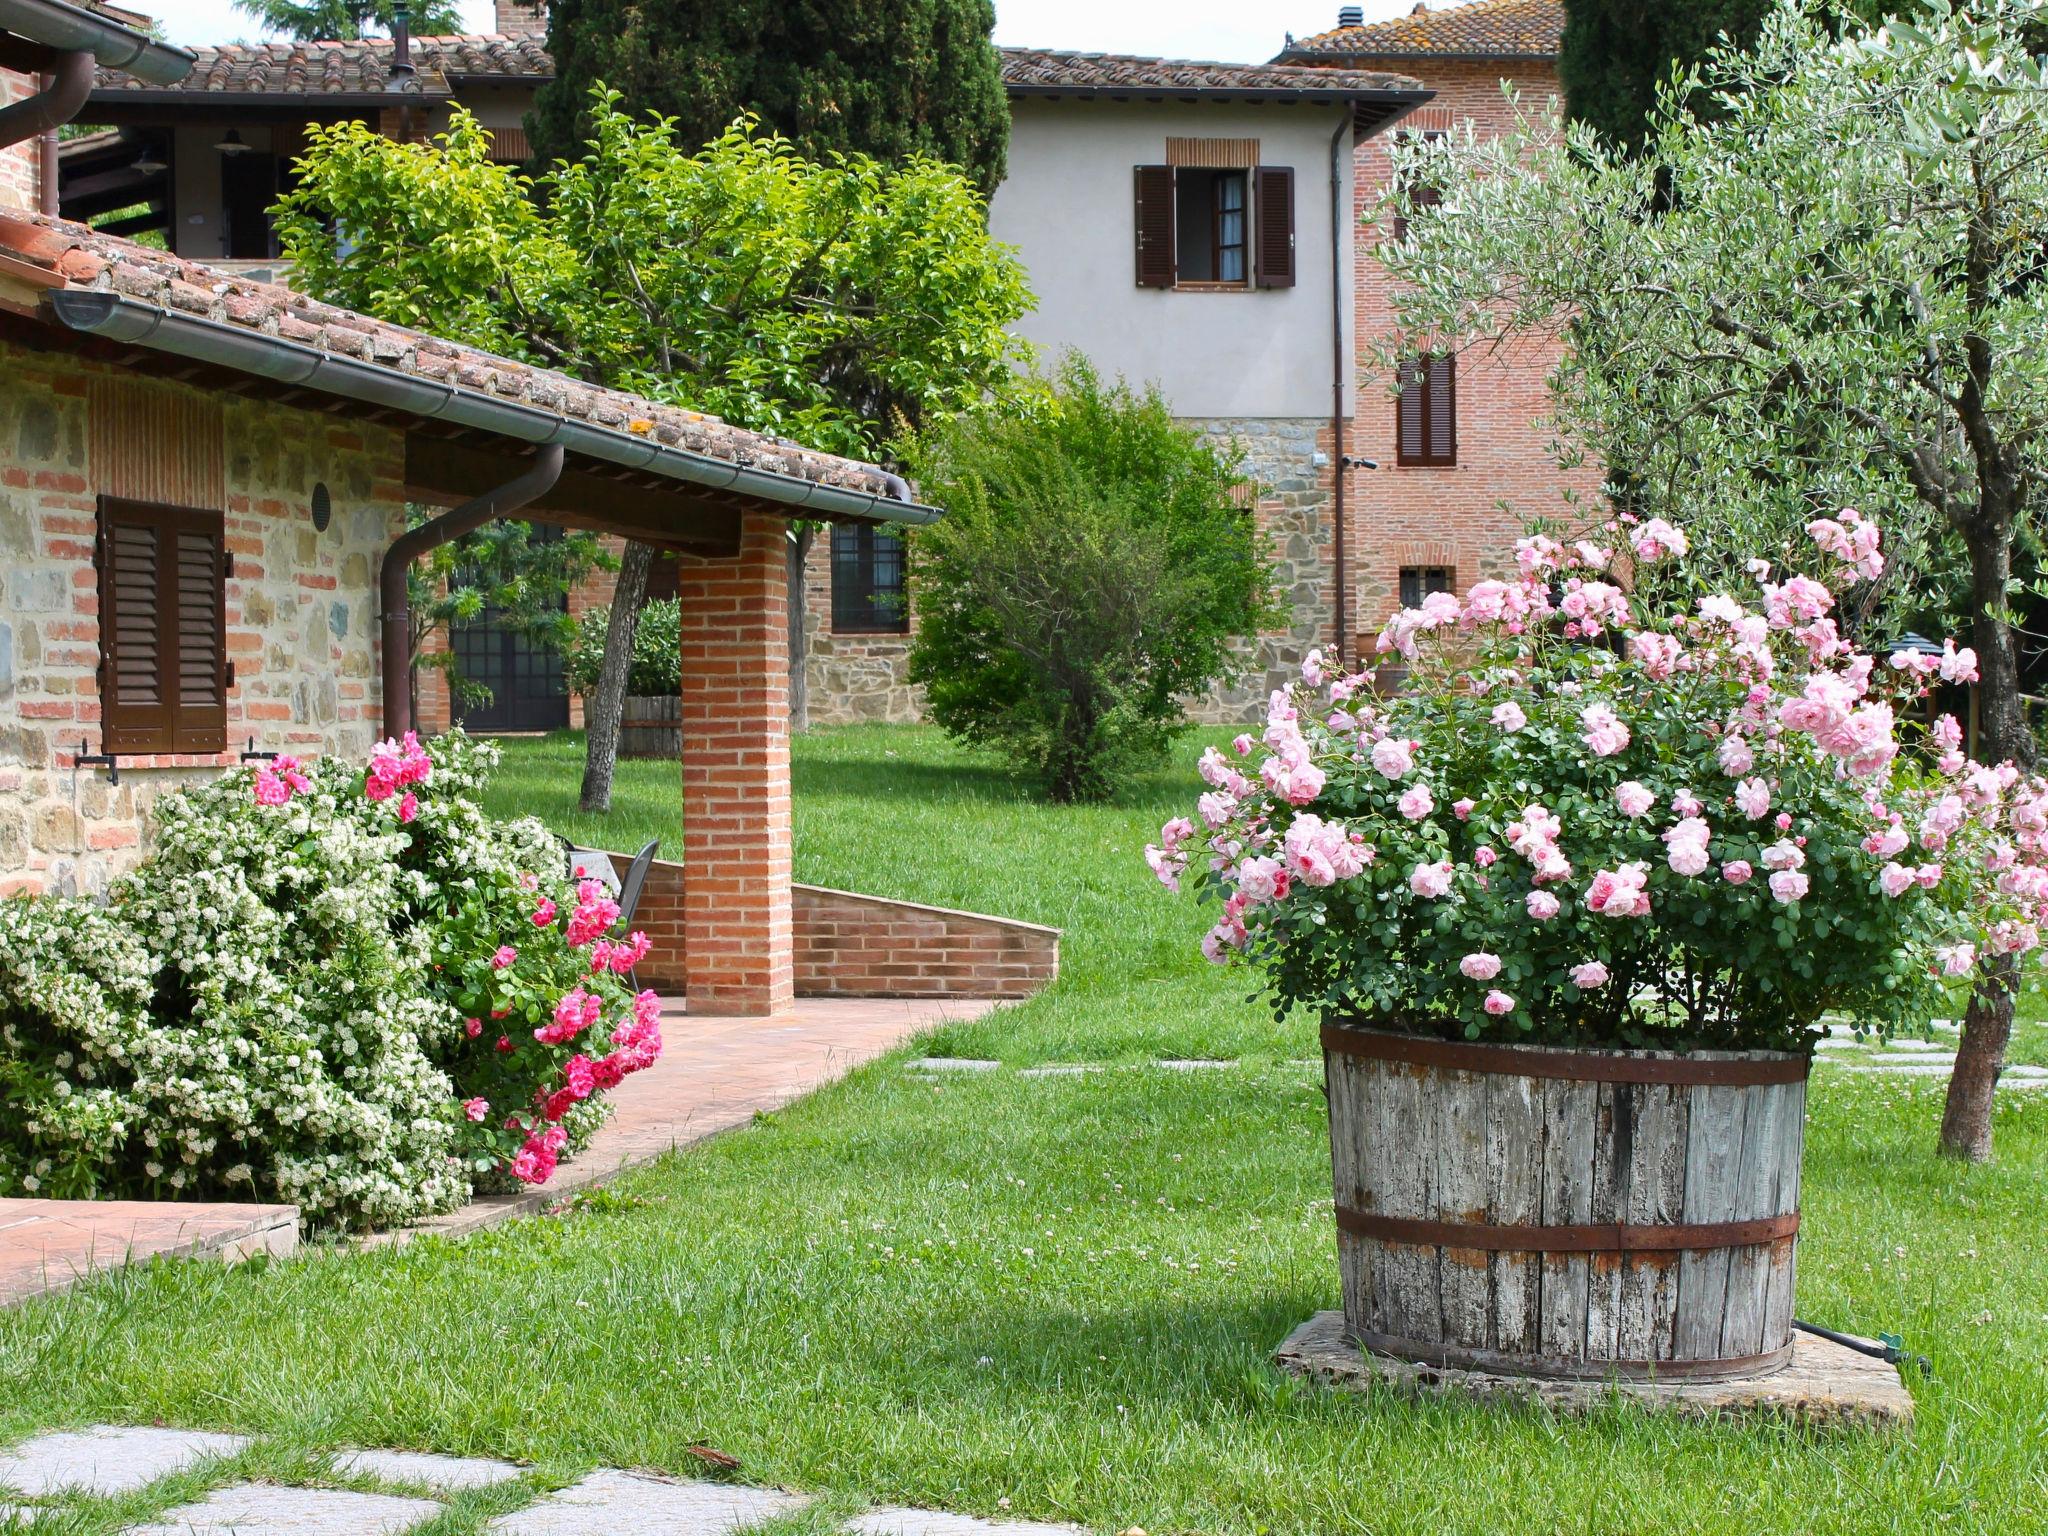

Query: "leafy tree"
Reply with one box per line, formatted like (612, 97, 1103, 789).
(231, 0, 463, 43)
(275, 94, 1031, 808)
(1560, 0, 1773, 150)
(407, 517, 611, 715)
(529, 0, 1009, 198)
(563, 597, 682, 698)
(908, 357, 1280, 803)
(1379, 0, 2048, 1159)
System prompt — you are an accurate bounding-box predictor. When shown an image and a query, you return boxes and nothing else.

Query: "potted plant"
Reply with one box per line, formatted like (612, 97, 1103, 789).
(1150, 512, 2045, 1379)
(566, 598, 683, 758)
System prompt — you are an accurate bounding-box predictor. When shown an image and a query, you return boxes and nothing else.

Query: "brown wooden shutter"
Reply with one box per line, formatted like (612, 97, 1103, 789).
(98, 499, 227, 754)
(1395, 354, 1456, 467)
(1134, 165, 1174, 288)
(1254, 165, 1295, 288)
(1427, 353, 1456, 465)
(1393, 130, 1446, 242)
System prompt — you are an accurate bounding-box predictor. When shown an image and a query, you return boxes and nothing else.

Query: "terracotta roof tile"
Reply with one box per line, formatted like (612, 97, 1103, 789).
(1278, 0, 1563, 62)
(96, 35, 1420, 101)
(0, 210, 905, 501)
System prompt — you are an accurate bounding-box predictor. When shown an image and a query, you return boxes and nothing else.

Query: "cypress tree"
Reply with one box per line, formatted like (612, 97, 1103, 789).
(528, 0, 1009, 196)
(1559, 0, 1773, 151)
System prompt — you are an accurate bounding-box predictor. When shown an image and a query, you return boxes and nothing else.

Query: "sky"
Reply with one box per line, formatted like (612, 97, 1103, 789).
(143, 0, 1431, 60)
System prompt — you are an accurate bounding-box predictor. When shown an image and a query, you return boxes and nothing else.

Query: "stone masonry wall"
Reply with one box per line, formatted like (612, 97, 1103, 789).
(0, 338, 404, 896)
(1348, 58, 1605, 648)
(799, 530, 919, 726)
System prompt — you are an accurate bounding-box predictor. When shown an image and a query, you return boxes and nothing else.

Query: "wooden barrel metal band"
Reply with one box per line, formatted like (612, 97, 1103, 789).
(1334, 1205, 1799, 1254)
(1343, 1329, 1798, 1383)
(1320, 1023, 1810, 1086)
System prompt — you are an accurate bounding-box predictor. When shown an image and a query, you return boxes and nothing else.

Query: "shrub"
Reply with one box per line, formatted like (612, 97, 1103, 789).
(564, 596, 681, 698)
(908, 356, 1280, 802)
(1150, 511, 2048, 1052)
(0, 730, 662, 1228)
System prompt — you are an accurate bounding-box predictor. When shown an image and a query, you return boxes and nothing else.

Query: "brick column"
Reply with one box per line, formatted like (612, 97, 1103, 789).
(676, 514, 793, 1014)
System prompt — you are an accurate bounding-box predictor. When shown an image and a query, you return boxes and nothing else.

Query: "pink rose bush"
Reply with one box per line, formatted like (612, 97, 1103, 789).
(0, 729, 659, 1228)
(1148, 512, 2048, 1049)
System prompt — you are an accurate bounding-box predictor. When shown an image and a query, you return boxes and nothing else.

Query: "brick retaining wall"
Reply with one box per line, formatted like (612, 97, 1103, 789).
(622, 855, 1059, 1003)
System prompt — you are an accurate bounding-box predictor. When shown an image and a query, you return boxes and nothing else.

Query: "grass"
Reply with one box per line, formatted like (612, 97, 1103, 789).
(3, 724, 2044, 1534)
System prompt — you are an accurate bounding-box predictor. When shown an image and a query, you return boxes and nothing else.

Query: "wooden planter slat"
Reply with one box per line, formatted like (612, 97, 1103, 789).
(618, 694, 682, 759)
(1323, 1024, 1808, 1381)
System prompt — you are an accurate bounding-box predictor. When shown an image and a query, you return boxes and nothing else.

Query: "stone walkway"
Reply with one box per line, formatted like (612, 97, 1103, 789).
(0, 1201, 299, 1308)
(0, 1426, 1083, 1533)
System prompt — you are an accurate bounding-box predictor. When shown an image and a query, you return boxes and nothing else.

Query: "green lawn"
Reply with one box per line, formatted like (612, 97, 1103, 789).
(3, 725, 2044, 1535)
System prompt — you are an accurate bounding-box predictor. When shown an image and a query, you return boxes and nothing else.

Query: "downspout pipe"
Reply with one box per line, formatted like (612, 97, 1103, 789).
(0, 47, 91, 154)
(1328, 113, 1351, 667)
(380, 443, 565, 739)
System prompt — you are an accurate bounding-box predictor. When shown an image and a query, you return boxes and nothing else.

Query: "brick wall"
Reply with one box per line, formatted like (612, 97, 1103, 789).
(0, 68, 39, 212)
(620, 854, 1060, 1003)
(1349, 57, 1604, 647)
(0, 339, 404, 895)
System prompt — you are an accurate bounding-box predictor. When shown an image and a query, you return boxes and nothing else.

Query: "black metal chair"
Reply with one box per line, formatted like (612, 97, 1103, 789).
(614, 838, 660, 932)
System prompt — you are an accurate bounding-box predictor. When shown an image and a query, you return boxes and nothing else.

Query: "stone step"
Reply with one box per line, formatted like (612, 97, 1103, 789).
(0, 1427, 249, 1499)
(488, 1469, 806, 1534)
(124, 1485, 440, 1535)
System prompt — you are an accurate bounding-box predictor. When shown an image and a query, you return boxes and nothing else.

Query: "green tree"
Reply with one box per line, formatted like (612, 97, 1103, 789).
(908, 357, 1279, 803)
(1560, 0, 1774, 150)
(231, 0, 463, 42)
(529, 0, 1008, 198)
(1380, 0, 2048, 1159)
(274, 94, 1031, 807)
(408, 517, 612, 715)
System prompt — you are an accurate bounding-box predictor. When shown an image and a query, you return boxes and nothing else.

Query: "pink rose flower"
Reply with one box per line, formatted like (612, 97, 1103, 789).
(1579, 704, 1631, 758)
(1474, 845, 1498, 868)
(1371, 737, 1416, 780)
(1570, 961, 1609, 989)
(1614, 781, 1655, 818)
(1460, 952, 1503, 980)
(1722, 860, 1752, 885)
(1935, 942, 1976, 977)
(1409, 860, 1455, 899)
(1483, 989, 1516, 1016)
(463, 1097, 489, 1123)
(1735, 778, 1772, 820)
(1878, 863, 1914, 898)
(1452, 797, 1475, 821)
(464, 1017, 482, 1038)
(397, 791, 419, 823)
(1398, 784, 1436, 820)
(1768, 869, 1810, 904)
(1491, 701, 1527, 733)
(1526, 890, 1561, 920)
(491, 945, 517, 969)
(531, 899, 558, 927)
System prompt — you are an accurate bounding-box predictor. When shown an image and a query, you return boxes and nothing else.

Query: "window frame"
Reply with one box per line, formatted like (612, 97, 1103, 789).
(1392, 129, 1448, 242)
(96, 496, 229, 755)
(830, 523, 910, 636)
(1395, 352, 1457, 468)
(1174, 167, 1252, 290)
(1398, 565, 1455, 610)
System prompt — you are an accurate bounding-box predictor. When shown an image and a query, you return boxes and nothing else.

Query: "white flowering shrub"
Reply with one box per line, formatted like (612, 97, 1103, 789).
(0, 730, 663, 1228)
(1149, 513, 2048, 1051)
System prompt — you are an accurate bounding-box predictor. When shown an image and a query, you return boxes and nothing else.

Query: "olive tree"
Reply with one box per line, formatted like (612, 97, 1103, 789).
(1380, 0, 2048, 1159)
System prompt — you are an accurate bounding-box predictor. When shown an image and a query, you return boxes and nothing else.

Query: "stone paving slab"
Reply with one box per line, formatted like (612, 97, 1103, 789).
(124, 1484, 442, 1534)
(1276, 1309, 1914, 1427)
(1156, 1059, 1238, 1070)
(850, 1508, 1085, 1535)
(0, 1427, 250, 1498)
(0, 1507, 38, 1527)
(334, 1448, 526, 1489)
(907, 1057, 1002, 1073)
(0, 1201, 298, 1307)
(489, 1469, 805, 1534)
(1017, 1065, 1102, 1078)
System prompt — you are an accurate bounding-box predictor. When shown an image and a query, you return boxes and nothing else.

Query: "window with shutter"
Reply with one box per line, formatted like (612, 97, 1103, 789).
(1254, 166, 1294, 288)
(831, 524, 909, 634)
(1392, 130, 1447, 242)
(1398, 566, 1455, 609)
(98, 499, 227, 754)
(1395, 353, 1457, 467)
(1134, 164, 1175, 288)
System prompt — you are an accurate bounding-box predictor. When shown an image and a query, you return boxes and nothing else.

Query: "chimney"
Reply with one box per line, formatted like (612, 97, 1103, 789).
(389, 1, 413, 76)
(1338, 4, 1365, 24)
(494, 0, 549, 37)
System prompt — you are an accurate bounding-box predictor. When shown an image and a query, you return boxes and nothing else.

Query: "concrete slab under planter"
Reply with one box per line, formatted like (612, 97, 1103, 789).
(1274, 1310, 1914, 1428)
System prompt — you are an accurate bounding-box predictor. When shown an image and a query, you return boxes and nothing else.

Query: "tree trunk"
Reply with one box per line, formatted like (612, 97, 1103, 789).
(1940, 509, 2032, 1160)
(788, 525, 815, 733)
(579, 538, 655, 815)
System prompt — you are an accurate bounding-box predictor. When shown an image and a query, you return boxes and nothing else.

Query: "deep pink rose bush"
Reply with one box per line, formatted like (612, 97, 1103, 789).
(0, 728, 659, 1227)
(1151, 513, 2048, 1050)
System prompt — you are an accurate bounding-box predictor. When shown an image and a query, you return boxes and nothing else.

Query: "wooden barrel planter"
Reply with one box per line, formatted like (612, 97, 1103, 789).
(618, 694, 681, 759)
(1322, 1023, 1808, 1381)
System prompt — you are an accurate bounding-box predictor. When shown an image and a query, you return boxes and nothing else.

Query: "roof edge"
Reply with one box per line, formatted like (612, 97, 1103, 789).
(44, 289, 938, 527)
(0, 0, 192, 84)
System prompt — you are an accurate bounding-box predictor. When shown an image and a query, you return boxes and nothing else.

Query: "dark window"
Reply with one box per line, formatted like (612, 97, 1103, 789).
(1173, 169, 1249, 284)
(221, 151, 281, 259)
(1396, 352, 1457, 467)
(831, 525, 908, 634)
(1399, 566, 1455, 610)
(97, 498, 227, 754)
(1392, 130, 1447, 242)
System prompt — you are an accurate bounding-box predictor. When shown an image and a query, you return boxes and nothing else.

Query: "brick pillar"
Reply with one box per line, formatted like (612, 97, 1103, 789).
(676, 514, 793, 1014)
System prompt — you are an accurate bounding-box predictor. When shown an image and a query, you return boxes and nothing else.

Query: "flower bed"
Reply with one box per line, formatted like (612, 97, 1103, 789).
(1151, 511, 2047, 1051)
(0, 731, 661, 1229)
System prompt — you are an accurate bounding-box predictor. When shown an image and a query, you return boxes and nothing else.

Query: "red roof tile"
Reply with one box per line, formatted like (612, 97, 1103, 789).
(1278, 0, 1563, 63)
(0, 209, 907, 501)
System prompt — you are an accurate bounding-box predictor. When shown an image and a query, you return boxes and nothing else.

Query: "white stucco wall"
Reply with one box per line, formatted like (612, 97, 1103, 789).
(990, 98, 1354, 420)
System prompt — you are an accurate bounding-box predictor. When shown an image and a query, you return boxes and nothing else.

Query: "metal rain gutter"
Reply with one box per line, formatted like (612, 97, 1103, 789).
(0, 45, 89, 153)
(0, 0, 193, 83)
(44, 289, 938, 527)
